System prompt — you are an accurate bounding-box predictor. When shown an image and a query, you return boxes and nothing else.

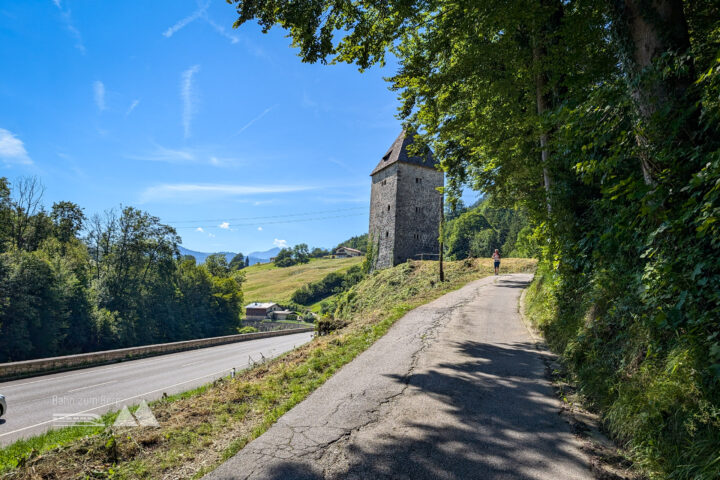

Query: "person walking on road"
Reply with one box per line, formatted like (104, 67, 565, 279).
(492, 249, 501, 275)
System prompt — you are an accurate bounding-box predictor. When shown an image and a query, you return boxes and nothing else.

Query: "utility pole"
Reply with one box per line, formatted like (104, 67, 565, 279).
(439, 192, 445, 282)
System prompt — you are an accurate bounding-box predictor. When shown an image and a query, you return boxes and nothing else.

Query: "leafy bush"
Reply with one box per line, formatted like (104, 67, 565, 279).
(291, 265, 365, 305)
(237, 326, 258, 334)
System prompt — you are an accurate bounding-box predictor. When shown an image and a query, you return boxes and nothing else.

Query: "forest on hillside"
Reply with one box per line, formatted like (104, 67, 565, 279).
(0, 177, 244, 362)
(443, 199, 536, 259)
(229, 1, 720, 478)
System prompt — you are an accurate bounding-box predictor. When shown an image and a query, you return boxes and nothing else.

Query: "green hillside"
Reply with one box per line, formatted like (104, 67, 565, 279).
(243, 256, 364, 305)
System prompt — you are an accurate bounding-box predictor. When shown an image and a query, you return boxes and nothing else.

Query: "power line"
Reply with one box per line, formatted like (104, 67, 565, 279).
(174, 212, 366, 229)
(167, 206, 367, 224)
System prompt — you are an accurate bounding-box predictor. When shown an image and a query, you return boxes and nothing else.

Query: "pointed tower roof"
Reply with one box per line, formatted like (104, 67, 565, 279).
(370, 130, 437, 176)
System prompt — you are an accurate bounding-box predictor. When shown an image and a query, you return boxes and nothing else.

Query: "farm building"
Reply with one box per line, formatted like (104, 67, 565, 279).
(245, 302, 282, 320)
(335, 246, 363, 258)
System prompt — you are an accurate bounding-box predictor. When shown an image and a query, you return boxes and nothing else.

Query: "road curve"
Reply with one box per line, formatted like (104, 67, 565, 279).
(206, 274, 591, 480)
(0, 331, 313, 446)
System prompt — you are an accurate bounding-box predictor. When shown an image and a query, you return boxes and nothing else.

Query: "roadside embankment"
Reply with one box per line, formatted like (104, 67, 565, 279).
(524, 262, 720, 480)
(0, 327, 314, 381)
(0, 257, 535, 478)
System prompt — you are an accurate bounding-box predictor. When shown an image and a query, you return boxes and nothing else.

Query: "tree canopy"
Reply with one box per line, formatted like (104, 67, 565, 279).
(0, 177, 244, 362)
(229, 1, 720, 476)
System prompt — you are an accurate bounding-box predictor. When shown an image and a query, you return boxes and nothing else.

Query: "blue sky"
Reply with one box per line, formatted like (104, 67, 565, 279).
(0, 0, 476, 254)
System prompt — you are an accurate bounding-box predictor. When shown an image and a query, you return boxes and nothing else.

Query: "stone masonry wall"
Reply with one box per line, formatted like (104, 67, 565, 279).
(369, 163, 398, 269)
(394, 164, 444, 264)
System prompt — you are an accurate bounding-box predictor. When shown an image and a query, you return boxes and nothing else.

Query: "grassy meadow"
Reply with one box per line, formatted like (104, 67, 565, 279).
(242, 256, 364, 305)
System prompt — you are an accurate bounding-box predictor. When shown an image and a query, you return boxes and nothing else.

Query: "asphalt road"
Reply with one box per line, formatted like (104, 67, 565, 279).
(0, 331, 313, 446)
(206, 274, 592, 480)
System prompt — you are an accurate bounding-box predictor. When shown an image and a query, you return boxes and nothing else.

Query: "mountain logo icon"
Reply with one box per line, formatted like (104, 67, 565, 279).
(112, 400, 160, 427)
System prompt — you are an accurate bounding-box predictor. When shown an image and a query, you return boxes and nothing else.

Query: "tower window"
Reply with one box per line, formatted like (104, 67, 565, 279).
(382, 179, 387, 186)
(386, 231, 389, 238)
(387, 205, 390, 211)
(415, 207, 419, 213)
(415, 177, 422, 184)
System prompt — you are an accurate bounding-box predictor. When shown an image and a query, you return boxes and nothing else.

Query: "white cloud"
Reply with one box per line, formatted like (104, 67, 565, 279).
(273, 239, 288, 248)
(181, 65, 200, 138)
(328, 157, 358, 174)
(127, 144, 244, 167)
(52, 0, 85, 54)
(93, 81, 105, 111)
(205, 16, 239, 44)
(0, 128, 32, 165)
(126, 99, 140, 116)
(140, 183, 315, 203)
(208, 233, 215, 238)
(234, 105, 276, 136)
(195, 227, 204, 232)
(128, 144, 195, 163)
(163, 0, 209, 38)
(257, 226, 262, 231)
(218, 222, 230, 229)
(163, 0, 239, 44)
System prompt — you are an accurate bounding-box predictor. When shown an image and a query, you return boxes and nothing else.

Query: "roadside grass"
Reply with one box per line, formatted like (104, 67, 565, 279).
(2, 258, 535, 479)
(524, 263, 720, 480)
(243, 257, 364, 304)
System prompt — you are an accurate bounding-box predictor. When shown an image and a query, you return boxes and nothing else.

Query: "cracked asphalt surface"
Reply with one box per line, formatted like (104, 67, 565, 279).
(205, 273, 591, 480)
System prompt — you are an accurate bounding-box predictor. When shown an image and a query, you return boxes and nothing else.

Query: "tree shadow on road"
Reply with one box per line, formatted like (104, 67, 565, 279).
(495, 277, 532, 289)
(259, 339, 589, 480)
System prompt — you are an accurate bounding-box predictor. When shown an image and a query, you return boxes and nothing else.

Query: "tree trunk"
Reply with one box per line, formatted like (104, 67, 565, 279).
(615, 0, 694, 184)
(534, 44, 553, 214)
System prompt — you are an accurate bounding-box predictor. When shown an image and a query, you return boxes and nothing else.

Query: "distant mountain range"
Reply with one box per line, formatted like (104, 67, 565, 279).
(178, 246, 281, 266)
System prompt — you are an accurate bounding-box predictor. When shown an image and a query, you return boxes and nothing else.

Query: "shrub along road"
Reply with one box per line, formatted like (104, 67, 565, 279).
(206, 273, 590, 479)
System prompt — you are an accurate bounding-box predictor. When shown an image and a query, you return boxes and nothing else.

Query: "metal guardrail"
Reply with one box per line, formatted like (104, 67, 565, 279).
(0, 327, 315, 381)
(412, 253, 440, 260)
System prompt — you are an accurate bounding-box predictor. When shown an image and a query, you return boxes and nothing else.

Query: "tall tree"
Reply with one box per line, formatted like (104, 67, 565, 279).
(229, 252, 246, 271)
(206, 253, 231, 277)
(51, 201, 85, 244)
(611, 0, 697, 184)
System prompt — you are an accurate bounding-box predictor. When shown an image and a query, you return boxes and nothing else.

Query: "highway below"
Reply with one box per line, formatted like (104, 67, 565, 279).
(0, 331, 314, 446)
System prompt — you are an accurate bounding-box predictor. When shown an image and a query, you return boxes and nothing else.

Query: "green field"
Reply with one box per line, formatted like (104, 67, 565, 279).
(243, 256, 364, 305)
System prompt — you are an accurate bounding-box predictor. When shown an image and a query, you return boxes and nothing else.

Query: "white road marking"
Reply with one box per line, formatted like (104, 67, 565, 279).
(67, 380, 116, 393)
(0, 334, 313, 442)
(3, 363, 139, 389)
(181, 361, 202, 367)
(0, 367, 234, 438)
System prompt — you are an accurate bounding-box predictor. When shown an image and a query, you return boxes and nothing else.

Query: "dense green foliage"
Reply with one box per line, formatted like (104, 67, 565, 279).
(290, 264, 365, 305)
(230, 1, 720, 477)
(273, 243, 310, 267)
(310, 247, 330, 258)
(443, 199, 534, 259)
(0, 178, 244, 362)
(229, 252, 246, 271)
(333, 233, 368, 253)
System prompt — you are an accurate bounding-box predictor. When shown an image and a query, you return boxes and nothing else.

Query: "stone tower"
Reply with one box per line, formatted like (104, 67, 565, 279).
(369, 131, 444, 269)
